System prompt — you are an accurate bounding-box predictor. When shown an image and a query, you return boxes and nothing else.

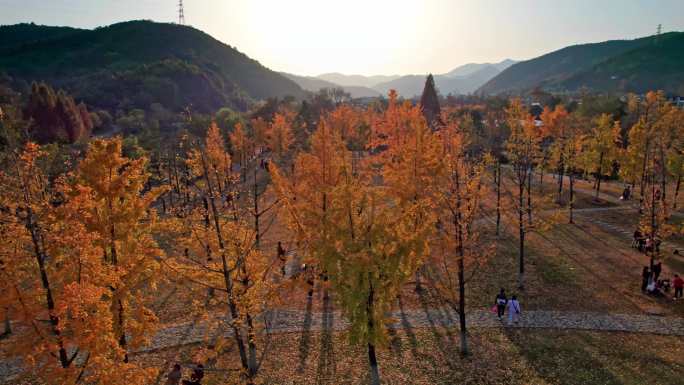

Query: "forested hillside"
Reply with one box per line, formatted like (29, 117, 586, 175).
(562, 32, 684, 94)
(478, 33, 679, 95)
(0, 21, 305, 113)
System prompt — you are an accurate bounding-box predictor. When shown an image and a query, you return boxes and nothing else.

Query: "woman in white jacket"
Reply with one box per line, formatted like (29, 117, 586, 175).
(508, 295, 521, 325)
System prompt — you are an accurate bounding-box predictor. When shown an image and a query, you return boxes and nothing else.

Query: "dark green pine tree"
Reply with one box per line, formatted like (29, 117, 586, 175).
(419, 74, 442, 130)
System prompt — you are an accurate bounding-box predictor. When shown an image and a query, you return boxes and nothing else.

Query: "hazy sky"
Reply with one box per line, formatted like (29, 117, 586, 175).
(2, 0, 683, 76)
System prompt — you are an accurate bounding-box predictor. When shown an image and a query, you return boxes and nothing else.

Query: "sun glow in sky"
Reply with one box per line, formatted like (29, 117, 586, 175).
(2, 0, 684, 76)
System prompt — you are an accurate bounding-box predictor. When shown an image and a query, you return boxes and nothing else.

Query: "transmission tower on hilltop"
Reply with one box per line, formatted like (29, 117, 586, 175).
(178, 0, 185, 25)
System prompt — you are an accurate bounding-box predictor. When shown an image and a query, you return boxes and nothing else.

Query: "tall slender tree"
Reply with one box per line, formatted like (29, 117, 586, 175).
(504, 99, 536, 289)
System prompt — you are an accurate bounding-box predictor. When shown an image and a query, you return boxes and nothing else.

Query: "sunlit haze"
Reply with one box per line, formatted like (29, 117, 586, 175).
(1, 0, 684, 76)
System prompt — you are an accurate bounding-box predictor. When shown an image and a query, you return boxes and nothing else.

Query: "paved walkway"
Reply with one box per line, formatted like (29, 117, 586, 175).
(5, 306, 680, 380)
(571, 208, 684, 263)
(135, 307, 684, 355)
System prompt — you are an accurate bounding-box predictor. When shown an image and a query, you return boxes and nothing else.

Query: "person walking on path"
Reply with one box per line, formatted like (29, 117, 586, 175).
(495, 288, 507, 320)
(165, 364, 182, 385)
(674, 274, 684, 300)
(642, 267, 651, 292)
(507, 295, 521, 325)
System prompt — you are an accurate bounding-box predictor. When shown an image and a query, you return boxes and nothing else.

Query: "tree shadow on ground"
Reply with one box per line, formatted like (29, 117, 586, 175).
(296, 293, 314, 373)
(416, 283, 460, 371)
(315, 290, 336, 384)
(397, 295, 419, 359)
(504, 328, 625, 385)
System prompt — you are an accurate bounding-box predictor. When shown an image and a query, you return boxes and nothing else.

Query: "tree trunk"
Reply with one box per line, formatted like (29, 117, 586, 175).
(557, 158, 564, 204)
(673, 175, 681, 210)
(199, 149, 250, 372)
(660, 146, 667, 204)
(454, 169, 468, 356)
(595, 152, 603, 201)
(640, 145, 650, 212)
(0, 310, 10, 339)
(650, 171, 657, 271)
(246, 313, 258, 380)
(254, 166, 260, 249)
(527, 167, 532, 224)
(569, 170, 575, 224)
(518, 180, 525, 290)
(367, 277, 380, 385)
(457, 245, 468, 356)
(25, 208, 70, 368)
(495, 162, 501, 237)
(368, 343, 380, 385)
(117, 299, 128, 363)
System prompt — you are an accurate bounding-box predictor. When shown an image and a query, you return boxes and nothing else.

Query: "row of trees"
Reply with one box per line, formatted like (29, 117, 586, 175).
(489, 91, 683, 290)
(0, 87, 682, 384)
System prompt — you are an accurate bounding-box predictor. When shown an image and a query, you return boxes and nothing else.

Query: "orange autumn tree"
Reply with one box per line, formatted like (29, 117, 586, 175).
(326, 104, 372, 151)
(230, 122, 251, 182)
(271, 100, 435, 385)
(431, 119, 490, 356)
(504, 98, 537, 289)
(168, 123, 275, 384)
(266, 111, 295, 162)
(542, 105, 571, 203)
(371, 90, 442, 291)
(624, 92, 681, 269)
(584, 113, 620, 201)
(71, 137, 166, 363)
(0, 142, 155, 385)
(374, 91, 443, 208)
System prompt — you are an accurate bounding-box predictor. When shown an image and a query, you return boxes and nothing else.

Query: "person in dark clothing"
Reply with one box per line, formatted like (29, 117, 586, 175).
(165, 364, 182, 385)
(632, 229, 642, 249)
(182, 364, 204, 385)
(277, 241, 286, 276)
(495, 288, 507, 319)
(653, 262, 662, 281)
(642, 267, 651, 292)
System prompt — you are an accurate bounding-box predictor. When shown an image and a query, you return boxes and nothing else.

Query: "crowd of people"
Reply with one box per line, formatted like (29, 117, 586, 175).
(641, 260, 684, 300)
(632, 229, 661, 254)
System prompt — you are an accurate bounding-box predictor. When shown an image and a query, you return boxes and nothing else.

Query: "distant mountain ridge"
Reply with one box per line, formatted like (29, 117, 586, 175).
(317, 73, 401, 88)
(301, 59, 516, 98)
(478, 32, 684, 95)
(0, 21, 305, 113)
(280, 72, 381, 98)
(372, 59, 517, 97)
